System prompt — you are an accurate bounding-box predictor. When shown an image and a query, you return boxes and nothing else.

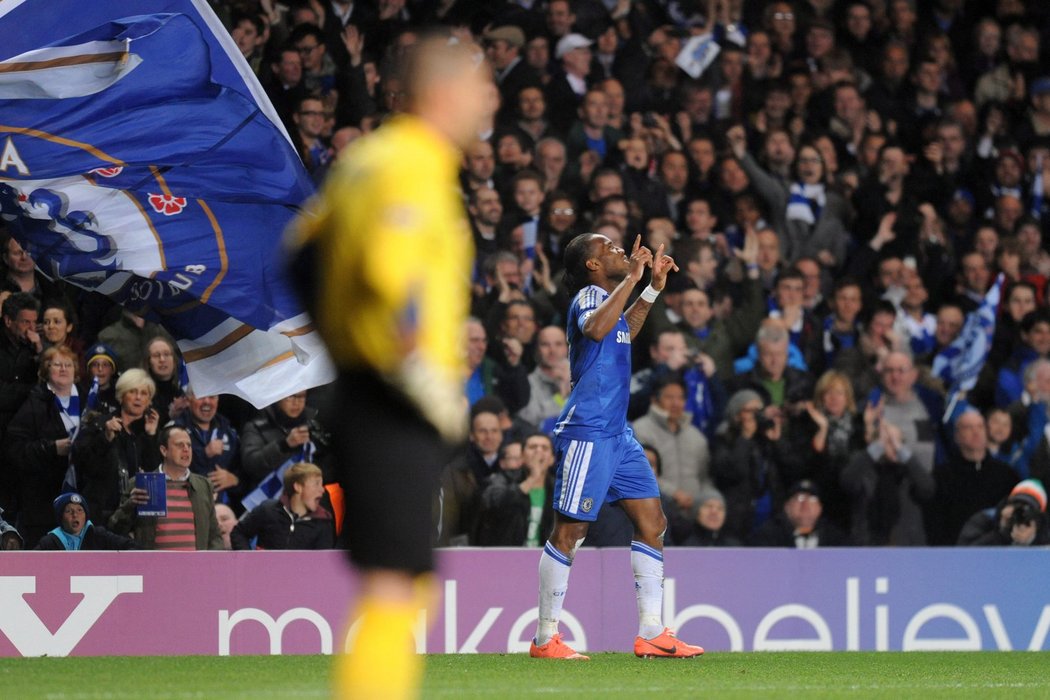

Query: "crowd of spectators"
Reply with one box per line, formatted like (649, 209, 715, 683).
(3, 0, 1050, 551)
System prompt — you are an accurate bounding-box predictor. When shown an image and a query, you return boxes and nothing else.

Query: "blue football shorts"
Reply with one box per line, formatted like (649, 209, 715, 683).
(552, 429, 660, 521)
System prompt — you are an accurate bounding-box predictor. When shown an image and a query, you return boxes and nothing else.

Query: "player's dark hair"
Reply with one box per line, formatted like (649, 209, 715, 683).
(563, 233, 599, 294)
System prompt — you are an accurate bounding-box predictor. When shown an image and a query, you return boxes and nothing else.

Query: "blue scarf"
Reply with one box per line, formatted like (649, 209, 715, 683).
(684, 366, 714, 439)
(49, 521, 91, 550)
(52, 384, 81, 493)
(52, 384, 81, 437)
(900, 312, 936, 357)
(787, 183, 825, 225)
(822, 316, 859, 364)
(85, 376, 100, 411)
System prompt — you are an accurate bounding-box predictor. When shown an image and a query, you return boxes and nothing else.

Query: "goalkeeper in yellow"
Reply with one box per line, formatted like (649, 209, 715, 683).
(287, 35, 494, 700)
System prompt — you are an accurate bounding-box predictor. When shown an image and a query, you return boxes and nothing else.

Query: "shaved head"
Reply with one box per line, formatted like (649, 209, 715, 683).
(399, 35, 494, 147)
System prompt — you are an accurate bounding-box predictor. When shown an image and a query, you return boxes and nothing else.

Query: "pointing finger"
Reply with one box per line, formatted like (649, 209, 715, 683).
(633, 234, 641, 254)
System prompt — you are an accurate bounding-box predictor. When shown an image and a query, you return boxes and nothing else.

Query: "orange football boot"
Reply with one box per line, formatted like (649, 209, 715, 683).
(529, 633, 590, 660)
(634, 628, 704, 658)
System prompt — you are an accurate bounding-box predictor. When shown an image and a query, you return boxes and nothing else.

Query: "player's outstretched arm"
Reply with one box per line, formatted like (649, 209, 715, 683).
(581, 235, 652, 342)
(625, 242, 678, 340)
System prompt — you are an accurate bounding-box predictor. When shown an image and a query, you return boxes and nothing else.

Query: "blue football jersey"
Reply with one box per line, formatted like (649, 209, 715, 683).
(553, 285, 633, 439)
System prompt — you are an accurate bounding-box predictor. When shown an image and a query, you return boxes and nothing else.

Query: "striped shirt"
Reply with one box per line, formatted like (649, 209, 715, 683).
(154, 480, 196, 550)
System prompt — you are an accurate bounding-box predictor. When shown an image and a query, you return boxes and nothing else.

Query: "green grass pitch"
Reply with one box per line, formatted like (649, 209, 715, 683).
(1, 652, 1048, 699)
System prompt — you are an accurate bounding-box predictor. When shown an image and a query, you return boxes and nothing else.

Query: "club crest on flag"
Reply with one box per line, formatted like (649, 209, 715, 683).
(148, 193, 187, 216)
(0, 2, 335, 407)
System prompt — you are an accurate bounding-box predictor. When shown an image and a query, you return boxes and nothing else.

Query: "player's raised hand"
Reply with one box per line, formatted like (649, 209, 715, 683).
(649, 243, 679, 291)
(628, 234, 653, 282)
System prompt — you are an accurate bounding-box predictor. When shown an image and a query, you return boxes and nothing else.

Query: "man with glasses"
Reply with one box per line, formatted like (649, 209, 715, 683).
(292, 95, 331, 175)
(290, 24, 336, 95)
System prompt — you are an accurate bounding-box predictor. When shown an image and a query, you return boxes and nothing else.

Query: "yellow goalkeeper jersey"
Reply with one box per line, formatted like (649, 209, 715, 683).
(288, 114, 472, 441)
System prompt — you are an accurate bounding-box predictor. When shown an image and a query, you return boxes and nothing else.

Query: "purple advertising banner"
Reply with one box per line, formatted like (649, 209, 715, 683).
(0, 548, 1048, 657)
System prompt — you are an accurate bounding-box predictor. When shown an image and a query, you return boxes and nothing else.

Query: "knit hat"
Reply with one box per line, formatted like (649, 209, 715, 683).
(696, 488, 725, 507)
(85, 343, 118, 370)
(53, 492, 88, 521)
(1009, 479, 1047, 513)
(726, 389, 763, 420)
(788, 479, 821, 500)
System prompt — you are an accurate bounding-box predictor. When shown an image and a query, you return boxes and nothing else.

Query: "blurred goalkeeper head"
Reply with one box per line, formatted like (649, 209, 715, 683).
(397, 32, 495, 149)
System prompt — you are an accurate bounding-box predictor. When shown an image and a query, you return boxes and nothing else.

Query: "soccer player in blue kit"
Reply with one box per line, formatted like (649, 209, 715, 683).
(529, 232, 704, 660)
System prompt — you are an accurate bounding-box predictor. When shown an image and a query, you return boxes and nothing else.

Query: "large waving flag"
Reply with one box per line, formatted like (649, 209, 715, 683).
(932, 273, 1004, 419)
(0, 1, 334, 406)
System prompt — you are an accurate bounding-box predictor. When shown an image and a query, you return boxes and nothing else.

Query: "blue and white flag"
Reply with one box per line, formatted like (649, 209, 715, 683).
(0, 1, 334, 407)
(676, 33, 720, 79)
(85, 375, 101, 411)
(240, 441, 314, 512)
(932, 273, 1003, 412)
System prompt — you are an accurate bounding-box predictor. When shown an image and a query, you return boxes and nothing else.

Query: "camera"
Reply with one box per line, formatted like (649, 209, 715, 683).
(755, 414, 775, 435)
(1008, 500, 1038, 530)
(305, 418, 331, 450)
